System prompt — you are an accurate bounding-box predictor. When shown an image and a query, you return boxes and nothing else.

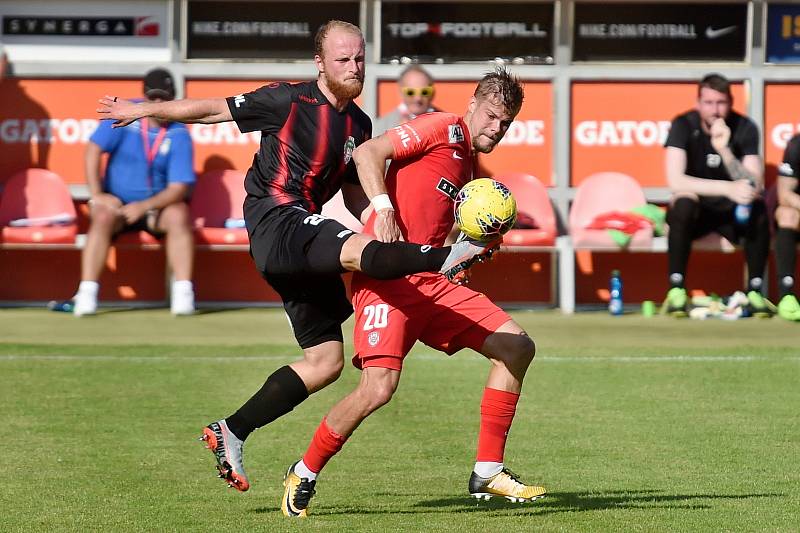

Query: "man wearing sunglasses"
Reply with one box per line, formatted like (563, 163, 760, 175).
(374, 65, 439, 136)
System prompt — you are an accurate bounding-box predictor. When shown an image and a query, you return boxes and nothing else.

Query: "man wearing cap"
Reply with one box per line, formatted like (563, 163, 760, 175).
(66, 68, 196, 316)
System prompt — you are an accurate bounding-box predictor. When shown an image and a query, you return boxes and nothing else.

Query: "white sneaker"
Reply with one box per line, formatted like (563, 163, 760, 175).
(73, 292, 97, 316)
(171, 281, 195, 315)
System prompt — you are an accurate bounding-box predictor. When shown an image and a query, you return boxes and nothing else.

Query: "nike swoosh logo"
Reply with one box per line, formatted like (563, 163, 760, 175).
(284, 486, 300, 516)
(452, 151, 463, 159)
(705, 25, 737, 39)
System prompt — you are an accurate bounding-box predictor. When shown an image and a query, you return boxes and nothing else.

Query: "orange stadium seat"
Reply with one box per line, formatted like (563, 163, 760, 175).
(493, 173, 557, 246)
(569, 172, 652, 250)
(0, 169, 78, 245)
(190, 169, 249, 246)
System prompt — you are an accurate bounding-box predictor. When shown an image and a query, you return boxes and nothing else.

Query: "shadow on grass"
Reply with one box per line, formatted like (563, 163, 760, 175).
(253, 489, 782, 517)
(90, 307, 248, 316)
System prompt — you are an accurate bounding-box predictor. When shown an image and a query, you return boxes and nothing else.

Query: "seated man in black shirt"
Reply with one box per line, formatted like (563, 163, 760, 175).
(663, 73, 772, 317)
(775, 134, 800, 321)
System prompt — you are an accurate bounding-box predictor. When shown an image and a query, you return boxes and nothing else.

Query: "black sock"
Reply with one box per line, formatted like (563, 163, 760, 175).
(743, 200, 770, 287)
(775, 227, 798, 299)
(225, 365, 309, 441)
(359, 240, 450, 280)
(666, 198, 697, 287)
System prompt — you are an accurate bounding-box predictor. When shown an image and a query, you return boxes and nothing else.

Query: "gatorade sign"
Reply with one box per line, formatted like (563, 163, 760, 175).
(571, 82, 747, 187)
(764, 84, 800, 184)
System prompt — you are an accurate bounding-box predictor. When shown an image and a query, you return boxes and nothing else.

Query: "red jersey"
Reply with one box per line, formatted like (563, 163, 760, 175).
(362, 112, 474, 246)
(351, 112, 509, 368)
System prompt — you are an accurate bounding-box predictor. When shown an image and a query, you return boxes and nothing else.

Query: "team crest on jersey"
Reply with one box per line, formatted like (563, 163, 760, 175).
(706, 153, 722, 168)
(779, 162, 795, 176)
(448, 124, 465, 144)
(343, 136, 356, 164)
(437, 177, 458, 200)
(367, 331, 380, 347)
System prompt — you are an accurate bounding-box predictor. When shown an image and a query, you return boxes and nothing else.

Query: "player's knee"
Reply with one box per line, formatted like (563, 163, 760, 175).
(508, 334, 536, 370)
(339, 233, 371, 272)
(89, 206, 118, 229)
(362, 377, 396, 411)
(667, 197, 699, 228)
(776, 206, 800, 228)
(161, 203, 191, 231)
(320, 357, 344, 384)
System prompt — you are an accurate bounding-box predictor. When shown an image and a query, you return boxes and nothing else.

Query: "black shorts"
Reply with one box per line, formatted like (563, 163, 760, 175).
(667, 196, 767, 244)
(115, 209, 164, 239)
(248, 204, 357, 348)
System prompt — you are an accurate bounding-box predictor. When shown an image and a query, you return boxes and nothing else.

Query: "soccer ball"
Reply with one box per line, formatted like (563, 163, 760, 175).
(454, 178, 517, 240)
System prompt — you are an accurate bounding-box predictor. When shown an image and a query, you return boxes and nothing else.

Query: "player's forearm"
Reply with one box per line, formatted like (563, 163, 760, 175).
(140, 184, 189, 211)
(667, 173, 731, 197)
(140, 98, 231, 124)
(352, 143, 390, 201)
(84, 143, 104, 196)
(718, 147, 758, 185)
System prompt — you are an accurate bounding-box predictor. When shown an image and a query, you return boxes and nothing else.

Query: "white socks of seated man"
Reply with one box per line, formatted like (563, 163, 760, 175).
(73, 279, 195, 316)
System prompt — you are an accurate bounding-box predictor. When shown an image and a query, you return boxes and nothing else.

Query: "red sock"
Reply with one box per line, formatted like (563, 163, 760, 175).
(302, 417, 348, 474)
(476, 387, 520, 462)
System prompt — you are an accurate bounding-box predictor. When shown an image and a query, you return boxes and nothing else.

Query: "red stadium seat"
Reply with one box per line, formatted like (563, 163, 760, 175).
(0, 169, 78, 245)
(569, 172, 652, 249)
(493, 173, 557, 246)
(190, 169, 249, 246)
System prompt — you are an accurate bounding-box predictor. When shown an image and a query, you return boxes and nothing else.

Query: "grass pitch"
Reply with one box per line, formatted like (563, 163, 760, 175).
(1, 308, 798, 532)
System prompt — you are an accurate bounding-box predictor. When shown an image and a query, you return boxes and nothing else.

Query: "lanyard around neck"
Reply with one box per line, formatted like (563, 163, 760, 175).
(140, 122, 168, 191)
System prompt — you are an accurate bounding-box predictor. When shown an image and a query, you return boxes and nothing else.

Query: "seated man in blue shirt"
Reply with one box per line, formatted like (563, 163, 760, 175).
(71, 68, 196, 316)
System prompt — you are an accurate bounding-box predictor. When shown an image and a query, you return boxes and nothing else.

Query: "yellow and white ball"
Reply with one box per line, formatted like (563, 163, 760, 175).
(454, 178, 517, 240)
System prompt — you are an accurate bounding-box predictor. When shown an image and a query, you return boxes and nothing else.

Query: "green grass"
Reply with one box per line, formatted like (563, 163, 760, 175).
(1, 308, 798, 532)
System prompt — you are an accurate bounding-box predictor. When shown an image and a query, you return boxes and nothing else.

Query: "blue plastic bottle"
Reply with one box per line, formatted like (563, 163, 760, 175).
(734, 180, 755, 225)
(609, 270, 623, 316)
(734, 203, 751, 225)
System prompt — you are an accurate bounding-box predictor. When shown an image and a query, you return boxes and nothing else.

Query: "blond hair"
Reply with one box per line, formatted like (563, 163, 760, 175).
(315, 20, 364, 58)
(474, 66, 524, 116)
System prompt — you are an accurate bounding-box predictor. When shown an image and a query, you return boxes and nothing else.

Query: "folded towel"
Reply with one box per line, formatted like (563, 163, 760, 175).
(8, 213, 75, 227)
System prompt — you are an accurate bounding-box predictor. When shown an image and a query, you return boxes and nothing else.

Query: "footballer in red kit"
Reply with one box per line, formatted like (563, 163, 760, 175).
(281, 67, 547, 518)
(351, 111, 509, 371)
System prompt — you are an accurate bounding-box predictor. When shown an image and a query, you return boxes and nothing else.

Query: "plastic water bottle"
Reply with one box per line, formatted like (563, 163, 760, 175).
(609, 270, 623, 316)
(734, 180, 754, 225)
(734, 203, 751, 225)
(47, 300, 74, 313)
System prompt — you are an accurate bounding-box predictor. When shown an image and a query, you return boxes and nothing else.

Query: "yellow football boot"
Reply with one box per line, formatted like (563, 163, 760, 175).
(469, 467, 546, 503)
(281, 462, 316, 518)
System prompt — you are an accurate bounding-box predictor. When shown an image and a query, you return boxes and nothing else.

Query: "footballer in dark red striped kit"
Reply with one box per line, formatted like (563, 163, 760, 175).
(97, 20, 499, 493)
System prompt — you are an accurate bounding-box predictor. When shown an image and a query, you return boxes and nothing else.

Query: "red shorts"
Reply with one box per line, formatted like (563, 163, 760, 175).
(351, 273, 510, 371)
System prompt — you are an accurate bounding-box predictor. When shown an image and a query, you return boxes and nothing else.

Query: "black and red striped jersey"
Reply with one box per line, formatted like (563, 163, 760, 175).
(226, 80, 372, 223)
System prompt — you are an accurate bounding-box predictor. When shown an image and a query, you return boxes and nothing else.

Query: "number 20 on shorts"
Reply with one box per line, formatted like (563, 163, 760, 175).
(362, 304, 389, 330)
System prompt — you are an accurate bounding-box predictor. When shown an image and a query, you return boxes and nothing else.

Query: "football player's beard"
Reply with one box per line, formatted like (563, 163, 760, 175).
(326, 73, 364, 101)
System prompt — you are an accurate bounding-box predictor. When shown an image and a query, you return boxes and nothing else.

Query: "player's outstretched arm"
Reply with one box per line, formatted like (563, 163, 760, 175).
(97, 96, 232, 128)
